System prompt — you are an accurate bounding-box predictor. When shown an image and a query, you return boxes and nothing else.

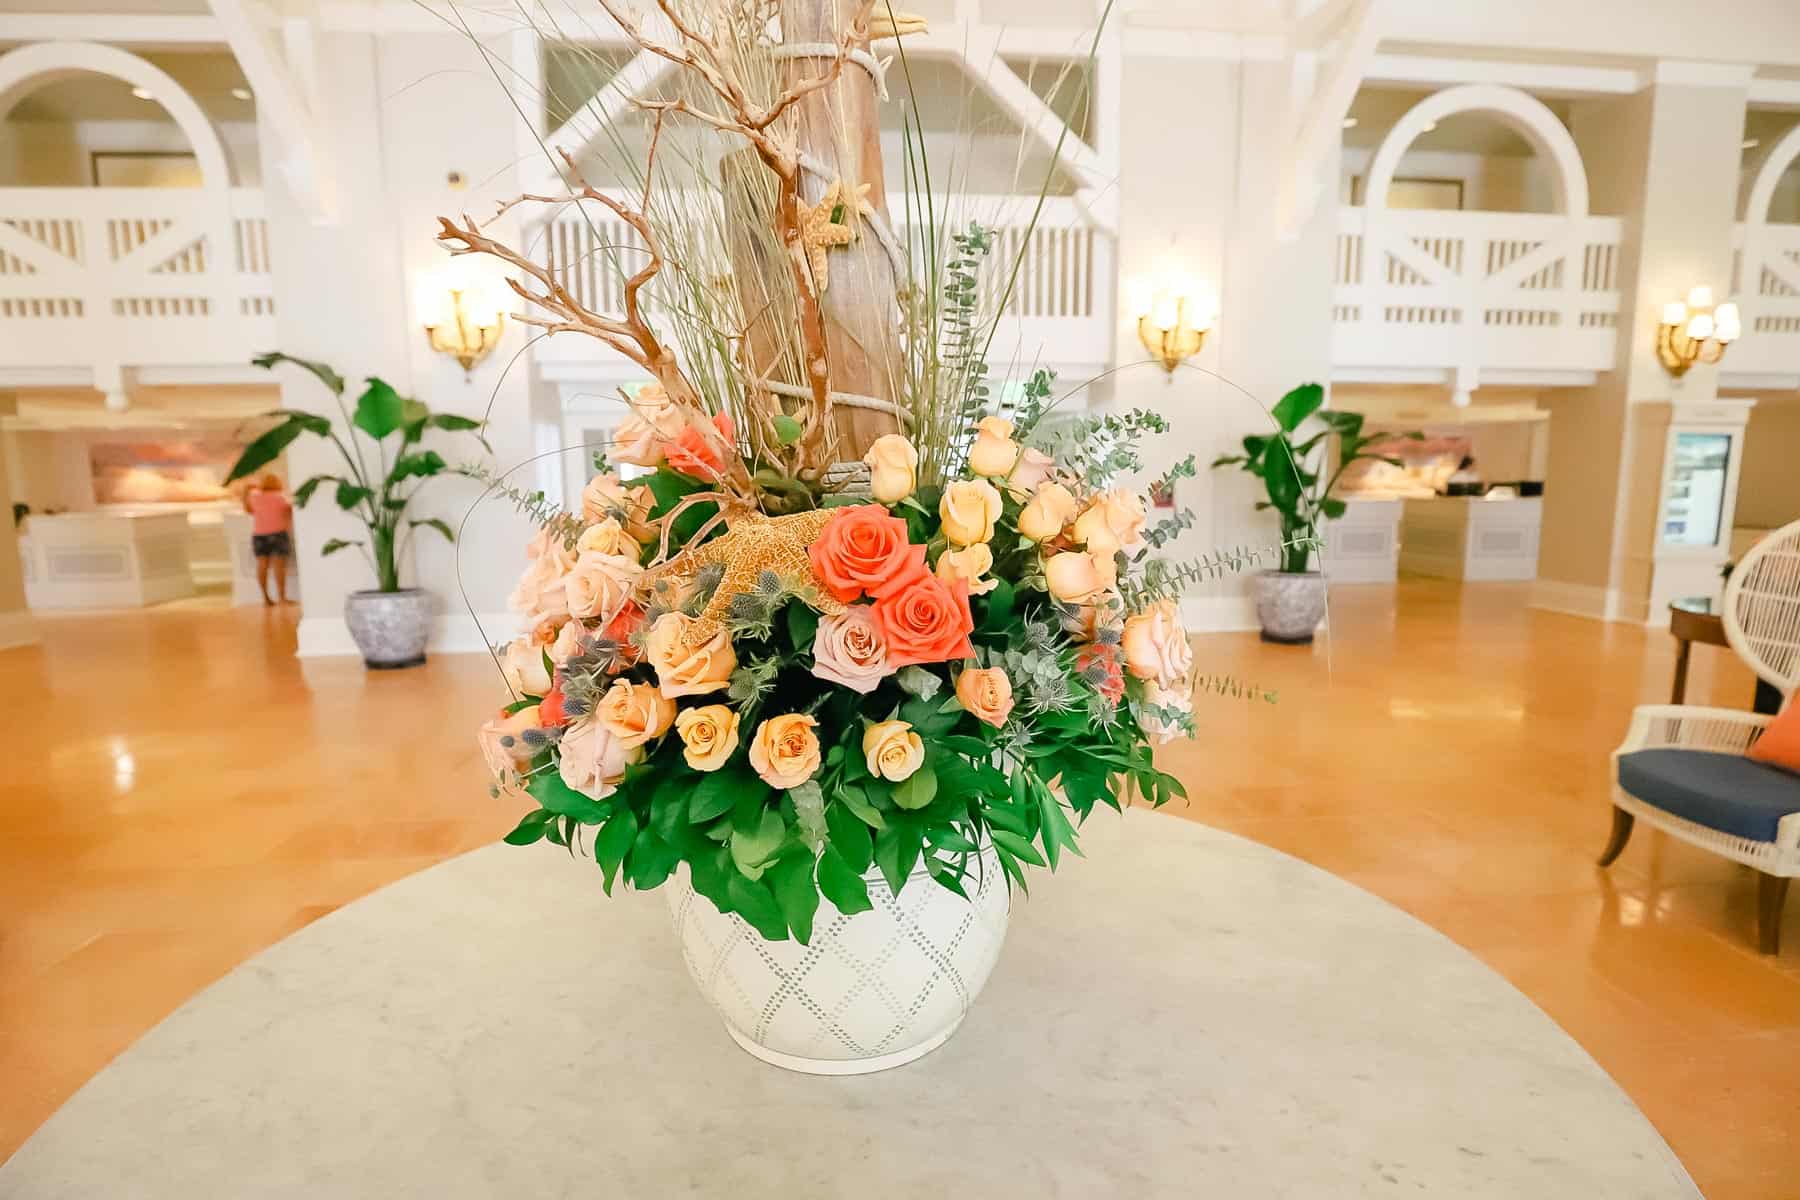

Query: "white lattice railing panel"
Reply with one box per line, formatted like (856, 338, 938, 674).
(1728, 223, 1800, 370)
(533, 192, 1112, 372)
(1332, 206, 1623, 375)
(0, 186, 276, 374)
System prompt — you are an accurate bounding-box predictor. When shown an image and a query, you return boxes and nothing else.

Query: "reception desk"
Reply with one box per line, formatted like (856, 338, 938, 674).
(19, 512, 196, 609)
(1399, 496, 1542, 581)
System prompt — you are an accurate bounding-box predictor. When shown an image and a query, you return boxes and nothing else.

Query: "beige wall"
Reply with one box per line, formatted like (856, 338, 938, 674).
(0, 417, 33, 650)
(1736, 394, 1800, 531)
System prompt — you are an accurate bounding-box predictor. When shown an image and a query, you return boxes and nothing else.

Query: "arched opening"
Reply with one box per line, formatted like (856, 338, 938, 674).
(1344, 90, 1572, 214)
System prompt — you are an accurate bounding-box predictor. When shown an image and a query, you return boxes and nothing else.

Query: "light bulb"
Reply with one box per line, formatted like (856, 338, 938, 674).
(1127, 279, 1154, 320)
(1151, 296, 1179, 331)
(1713, 301, 1741, 342)
(1662, 301, 1688, 326)
(1686, 312, 1714, 340)
(1686, 285, 1714, 311)
(415, 280, 451, 327)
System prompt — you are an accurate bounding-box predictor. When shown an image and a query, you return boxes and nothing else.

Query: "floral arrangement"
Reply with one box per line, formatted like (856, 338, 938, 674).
(478, 390, 1196, 943)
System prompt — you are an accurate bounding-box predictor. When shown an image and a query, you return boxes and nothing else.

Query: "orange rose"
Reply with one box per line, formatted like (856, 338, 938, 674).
(596, 679, 676, 749)
(871, 572, 975, 669)
(644, 611, 737, 698)
(665, 412, 735, 482)
(807, 504, 928, 603)
(955, 667, 1014, 728)
(749, 713, 821, 789)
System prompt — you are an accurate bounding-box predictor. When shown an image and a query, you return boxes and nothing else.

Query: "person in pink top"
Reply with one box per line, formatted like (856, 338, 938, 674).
(244, 472, 294, 605)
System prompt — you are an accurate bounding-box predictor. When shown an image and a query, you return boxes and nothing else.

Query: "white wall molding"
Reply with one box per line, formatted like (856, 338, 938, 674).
(1527, 579, 1614, 622)
(1648, 60, 1758, 89)
(1365, 52, 1642, 97)
(1181, 593, 1259, 635)
(0, 609, 39, 652)
(0, 14, 227, 46)
(297, 611, 517, 659)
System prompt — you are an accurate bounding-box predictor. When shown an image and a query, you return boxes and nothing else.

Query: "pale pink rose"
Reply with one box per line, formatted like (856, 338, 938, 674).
(500, 637, 552, 696)
(644, 611, 737, 698)
(581, 472, 628, 524)
(810, 606, 893, 694)
(479, 704, 541, 779)
(548, 618, 587, 666)
(565, 550, 642, 620)
(509, 532, 576, 616)
(1122, 600, 1193, 686)
(1006, 446, 1054, 496)
(606, 412, 664, 468)
(1139, 680, 1194, 745)
(558, 715, 633, 800)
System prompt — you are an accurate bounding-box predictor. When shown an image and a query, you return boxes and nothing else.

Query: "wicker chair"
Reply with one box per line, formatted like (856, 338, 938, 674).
(1600, 517, 1800, 953)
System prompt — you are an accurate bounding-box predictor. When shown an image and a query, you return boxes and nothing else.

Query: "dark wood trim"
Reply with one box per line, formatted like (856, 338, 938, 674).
(1757, 873, 1790, 956)
(1597, 807, 1635, 867)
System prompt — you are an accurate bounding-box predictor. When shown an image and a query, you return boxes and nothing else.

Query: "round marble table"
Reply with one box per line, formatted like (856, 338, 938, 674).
(0, 813, 1699, 1199)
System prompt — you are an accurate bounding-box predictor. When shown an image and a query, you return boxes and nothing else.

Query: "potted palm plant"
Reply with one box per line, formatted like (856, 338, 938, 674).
(1211, 382, 1415, 644)
(226, 352, 487, 668)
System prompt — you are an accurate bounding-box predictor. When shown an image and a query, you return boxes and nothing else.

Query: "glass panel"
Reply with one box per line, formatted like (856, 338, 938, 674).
(1660, 432, 1732, 548)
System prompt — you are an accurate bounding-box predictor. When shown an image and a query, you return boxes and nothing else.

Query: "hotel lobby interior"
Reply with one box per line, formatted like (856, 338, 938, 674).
(3, 1, 1800, 1197)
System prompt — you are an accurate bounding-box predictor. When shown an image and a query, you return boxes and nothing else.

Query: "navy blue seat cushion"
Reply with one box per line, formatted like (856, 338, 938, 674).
(1618, 748, 1800, 843)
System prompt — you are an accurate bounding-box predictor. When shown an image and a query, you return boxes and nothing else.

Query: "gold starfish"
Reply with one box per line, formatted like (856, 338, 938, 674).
(868, 10, 928, 39)
(645, 508, 845, 648)
(797, 181, 858, 291)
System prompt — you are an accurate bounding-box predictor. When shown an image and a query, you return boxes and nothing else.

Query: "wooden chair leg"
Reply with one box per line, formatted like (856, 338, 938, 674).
(1757, 873, 1790, 956)
(1597, 807, 1635, 867)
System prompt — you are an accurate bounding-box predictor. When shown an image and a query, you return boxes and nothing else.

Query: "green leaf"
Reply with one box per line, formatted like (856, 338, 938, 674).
(627, 828, 680, 890)
(990, 828, 1046, 867)
(895, 666, 941, 700)
(319, 538, 362, 557)
(292, 474, 335, 505)
(978, 578, 1015, 632)
(502, 808, 554, 845)
(766, 853, 821, 945)
(225, 417, 309, 483)
(726, 873, 789, 940)
(784, 602, 819, 654)
(594, 808, 639, 894)
(688, 771, 745, 823)
(1315, 408, 1364, 439)
(925, 825, 978, 854)
(1320, 497, 1348, 520)
(817, 845, 873, 914)
(826, 802, 873, 872)
(270, 408, 332, 436)
(873, 821, 923, 894)
(527, 769, 611, 823)
(351, 377, 407, 439)
(410, 517, 455, 543)
(1036, 787, 1080, 870)
(254, 351, 345, 396)
(837, 783, 886, 830)
(335, 480, 374, 510)
(892, 764, 938, 811)
(645, 466, 716, 545)
(389, 449, 447, 484)
(1270, 382, 1324, 433)
(927, 860, 970, 898)
(771, 414, 805, 446)
(730, 808, 787, 882)
(429, 413, 484, 433)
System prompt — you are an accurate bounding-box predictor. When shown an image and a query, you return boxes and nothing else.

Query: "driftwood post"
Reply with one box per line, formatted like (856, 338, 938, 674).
(781, 0, 902, 461)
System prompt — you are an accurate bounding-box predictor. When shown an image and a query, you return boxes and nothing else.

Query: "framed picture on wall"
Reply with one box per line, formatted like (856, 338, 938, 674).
(1350, 175, 1465, 211)
(90, 151, 202, 188)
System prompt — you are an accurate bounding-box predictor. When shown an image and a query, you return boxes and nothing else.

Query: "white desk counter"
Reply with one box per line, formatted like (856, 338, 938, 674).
(18, 512, 196, 609)
(1400, 496, 1542, 582)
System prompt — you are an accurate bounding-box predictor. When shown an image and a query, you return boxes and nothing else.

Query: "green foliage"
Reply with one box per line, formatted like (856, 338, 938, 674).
(230, 352, 489, 591)
(1035, 408, 1170, 489)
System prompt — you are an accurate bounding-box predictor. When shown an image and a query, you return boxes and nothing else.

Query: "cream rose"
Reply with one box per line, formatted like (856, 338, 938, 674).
(935, 543, 998, 596)
(1139, 680, 1194, 745)
(940, 478, 1003, 547)
(576, 516, 640, 559)
(557, 715, 632, 800)
(509, 532, 576, 617)
(500, 637, 552, 696)
(478, 704, 541, 779)
(565, 551, 642, 621)
(645, 611, 738, 698)
(1122, 600, 1194, 687)
(862, 719, 925, 782)
(1018, 481, 1079, 541)
(596, 679, 676, 749)
(675, 704, 740, 772)
(1045, 550, 1109, 603)
(749, 713, 821, 789)
(606, 412, 664, 468)
(1074, 488, 1148, 552)
(584, 473, 657, 542)
(810, 606, 892, 694)
(1006, 446, 1054, 496)
(863, 433, 919, 504)
(967, 415, 1021, 478)
(955, 667, 1014, 728)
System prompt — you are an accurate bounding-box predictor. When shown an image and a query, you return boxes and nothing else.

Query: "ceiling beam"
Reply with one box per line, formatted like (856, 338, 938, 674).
(1277, 0, 1378, 239)
(0, 14, 226, 47)
(1365, 52, 1642, 96)
(207, 0, 333, 222)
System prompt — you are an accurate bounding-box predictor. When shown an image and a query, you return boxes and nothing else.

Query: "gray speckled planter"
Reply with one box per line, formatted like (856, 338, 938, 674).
(343, 588, 432, 669)
(1255, 571, 1326, 644)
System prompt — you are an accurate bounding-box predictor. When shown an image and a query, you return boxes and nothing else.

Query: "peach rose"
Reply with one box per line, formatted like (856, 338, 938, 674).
(863, 720, 925, 782)
(558, 714, 632, 800)
(607, 411, 665, 468)
(935, 542, 998, 596)
(548, 618, 587, 666)
(577, 516, 640, 559)
(810, 606, 892, 694)
(1077, 643, 1125, 707)
(871, 572, 975, 669)
(1018, 481, 1079, 541)
(644, 611, 737, 698)
(863, 433, 918, 504)
(596, 679, 676, 749)
(479, 704, 541, 779)
(967, 415, 1021, 478)
(500, 637, 552, 697)
(1045, 550, 1109, 604)
(955, 667, 1014, 728)
(675, 704, 740, 772)
(1139, 680, 1193, 745)
(940, 479, 1003, 547)
(1074, 488, 1148, 552)
(566, 550, 642, 621)
(749, 713, 821, 789)
(510, 531, 576, 617)
(1006, 446, 1054, 496)
(583, 473, 657, 542)
(808, 504, 928, 603)
(665, 412, 735, 482)
(1122, 600, 1193, 687)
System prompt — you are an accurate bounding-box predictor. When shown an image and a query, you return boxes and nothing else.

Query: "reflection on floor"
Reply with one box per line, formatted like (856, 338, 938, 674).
(0, 581, 1794, 1197)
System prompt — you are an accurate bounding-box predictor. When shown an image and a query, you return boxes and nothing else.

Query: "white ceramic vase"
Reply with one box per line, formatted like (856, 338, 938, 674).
(666, 841, 1011, 1075)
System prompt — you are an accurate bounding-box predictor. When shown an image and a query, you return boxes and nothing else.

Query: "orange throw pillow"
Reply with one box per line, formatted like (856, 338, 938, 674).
(1749, 698, 1800, 775)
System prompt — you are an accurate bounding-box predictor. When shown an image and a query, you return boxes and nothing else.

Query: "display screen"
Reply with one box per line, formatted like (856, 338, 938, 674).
(1660, 432, 1731, 548)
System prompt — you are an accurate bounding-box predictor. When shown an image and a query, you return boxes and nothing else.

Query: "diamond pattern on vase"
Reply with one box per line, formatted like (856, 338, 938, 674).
(666, 844, 1011, 1066)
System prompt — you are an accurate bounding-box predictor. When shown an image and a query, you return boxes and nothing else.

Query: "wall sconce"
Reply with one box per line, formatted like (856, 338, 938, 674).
(419, 279, 505, 377)
(1129, 277, 1216, 373)
(1656, 286, 1740, 377)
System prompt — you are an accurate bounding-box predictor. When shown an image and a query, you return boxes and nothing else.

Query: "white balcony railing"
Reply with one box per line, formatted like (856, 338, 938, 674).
(0, 186, 276, 380)
(1728, 222, 1800, 379)
(532, 192, 1113, 374)
(1331, 207, 1625, 380)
